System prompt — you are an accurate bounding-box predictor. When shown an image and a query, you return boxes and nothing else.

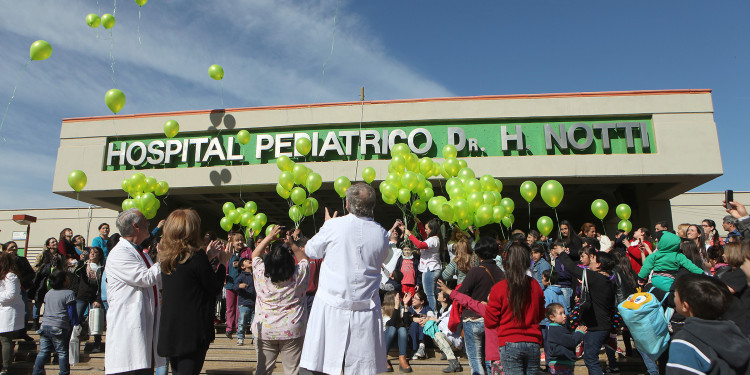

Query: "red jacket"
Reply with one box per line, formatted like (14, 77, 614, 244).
(626, 240, 652, 274)
(484, 277, 546, 347)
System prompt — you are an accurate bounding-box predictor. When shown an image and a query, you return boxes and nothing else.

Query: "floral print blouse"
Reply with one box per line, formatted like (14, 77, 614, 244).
(251, 257, 310, 340)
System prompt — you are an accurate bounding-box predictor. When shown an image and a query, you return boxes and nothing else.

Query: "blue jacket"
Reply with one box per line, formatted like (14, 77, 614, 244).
(542, 285, 568, 325)
(531, 258, 552, 288)
(224, 252, 243, 289)
(546, 323, 584, 363)
(553, 258, 574, 288)
(232, 271, 256, 307)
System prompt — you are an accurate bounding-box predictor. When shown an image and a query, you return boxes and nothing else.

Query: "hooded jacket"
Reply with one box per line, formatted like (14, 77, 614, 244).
(666, 317, 750, 375)
(542, 284, 568, 325)
(638, 232, 704, 291)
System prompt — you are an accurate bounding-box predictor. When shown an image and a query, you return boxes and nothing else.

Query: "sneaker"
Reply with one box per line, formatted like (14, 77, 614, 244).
(237, 338, 244, 346)
(604, 366, 620, 374)
(575, 343, 584, 358)
(412, 343, 426, 360)
(225, 331, 233, 339)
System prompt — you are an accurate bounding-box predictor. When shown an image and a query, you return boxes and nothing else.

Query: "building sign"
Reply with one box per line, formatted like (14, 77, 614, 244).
(104, 118, 655, 170)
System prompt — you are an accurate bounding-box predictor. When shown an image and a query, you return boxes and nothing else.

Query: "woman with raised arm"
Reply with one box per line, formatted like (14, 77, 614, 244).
(252, 225, 310, 375)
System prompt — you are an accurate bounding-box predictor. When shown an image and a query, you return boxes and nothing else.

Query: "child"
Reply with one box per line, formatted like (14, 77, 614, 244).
(707, 245, 731, 278)
(233, 258, 256, 346)
(32, 269, 79, 375)
(407, 289, 435, 360)
(225, 232, 250, 339)
(419, 290, 463, 372)
(666, 273, 750, 374)
(638, 232, 704, 292)
(550, 240, 574, 306)
(380, 269, 403, 293)
(531, 243, 552, 288)
(546, 303, 587, 375)
(579, 246, 596, 269)
(395, 245, 420, 296)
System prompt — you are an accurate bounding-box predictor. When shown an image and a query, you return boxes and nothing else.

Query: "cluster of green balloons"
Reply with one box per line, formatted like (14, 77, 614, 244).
(275, 156, 321, 224)
(616, 204, 632, 232)
(67, 170, 88, 192)
(86, 13, 115, 29)
(428, 171, 511, 230)
(120, 172, 169, 219)
(378, 144, 439, 215)
(219, 201, 268, 239)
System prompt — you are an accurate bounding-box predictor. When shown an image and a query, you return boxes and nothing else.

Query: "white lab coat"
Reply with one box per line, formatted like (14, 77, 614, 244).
(300, 214, 390, 375)
(105, 238, 165, 374)
(0, 273, 25, 333)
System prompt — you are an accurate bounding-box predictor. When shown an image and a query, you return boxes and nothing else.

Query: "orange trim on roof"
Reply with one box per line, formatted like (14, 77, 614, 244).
(62, 89, 712, 123)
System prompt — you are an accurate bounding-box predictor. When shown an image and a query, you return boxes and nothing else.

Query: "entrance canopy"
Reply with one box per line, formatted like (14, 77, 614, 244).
(53, 89, 722, 232)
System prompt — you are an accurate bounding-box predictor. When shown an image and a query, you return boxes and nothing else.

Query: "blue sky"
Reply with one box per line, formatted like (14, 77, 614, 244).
(0, 1, 747, 209)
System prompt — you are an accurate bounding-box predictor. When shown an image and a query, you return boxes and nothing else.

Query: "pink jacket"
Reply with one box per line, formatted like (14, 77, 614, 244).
(449, 289, 499, 361)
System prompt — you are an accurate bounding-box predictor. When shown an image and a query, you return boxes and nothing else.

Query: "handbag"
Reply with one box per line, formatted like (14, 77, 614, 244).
(578, 269, 593, 314)
(69, 325, 82, 366)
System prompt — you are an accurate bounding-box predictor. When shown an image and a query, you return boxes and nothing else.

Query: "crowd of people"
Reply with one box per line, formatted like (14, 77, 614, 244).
(1, 188, 750, 375)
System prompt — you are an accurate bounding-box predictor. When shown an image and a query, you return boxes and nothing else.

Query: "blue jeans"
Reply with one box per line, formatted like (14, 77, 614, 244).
(422, 270, 439, 311)
(33, 299, 43, 320)
(236, 305, 254, 339)
(33, 326, 71, 375)
(384, 326, 408, 356)
(407, 322, 426, 351)
(499, 342, 540, 375)
(583, 330, 609, 375)
(561, 287, 573, 312)
(463, 319, 485, 375)
(155, 364, 169, 375)
(639, 349, 659, 375)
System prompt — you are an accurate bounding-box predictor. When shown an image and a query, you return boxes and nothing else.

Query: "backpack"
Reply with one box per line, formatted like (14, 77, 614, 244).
(617, 287, 673, 360)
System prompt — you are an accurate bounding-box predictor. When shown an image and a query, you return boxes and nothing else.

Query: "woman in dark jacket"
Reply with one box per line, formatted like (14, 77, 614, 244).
(30, 238, 64, 330)
(157, 209, 226, 375)
(75, 247, 105, 352)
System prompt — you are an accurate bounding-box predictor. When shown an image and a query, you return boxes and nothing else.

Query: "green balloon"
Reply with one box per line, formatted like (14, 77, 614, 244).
(616, 204, 632, 220)
(291, 187, 307, 205)
(442, 144, 457, 159)
(292, 164, 309, 185)
(467, 192, 483, 211)
(334, 176, 351, 198)
(295, 137, 312, 156)
(276, 183, 291, 199)
(591, 199, 609, 220)
(465, 179, 481, 193)
(289, 206, 303, 222)
(30, 40, 52, 61)
(391, 143, 409, 157)
(618, 219, 633, 233)
(121, 198, 135, 211)
(86, 14, 101, 28)
(381, 182, 398, 200)
(208, 64, 224, 80)
(104, 89, 126, 114)
(306, 173, 322, 194)
(129, 173, 146, 193)
(537, 216, 554, 237)
(494, 179, 504, 193)
(502, 214, 515, 228)
(386, 173, 402, 188)
(382, 193, 397, 205)
(419, 158, 434, 176)
(476, 204, 493, 227)
(440, 204, 454, 222)
(401, 171, 418, 191)
(454, 199, 470, 219)
(443, 157, 461, 177)
(67, 170, 87, 192)
(362, 167, 376, 184)
(482, 192, 496, 206)
(244, 201, 258, 214)
(101, 13, 115, 29)
(237, 130, 251, 145)
(412, 200, 427, 215)
(303, 197, 318, 216)
(241, 212, 254, 227)
(397, 188, 411, 204)
(121, 179, 131, 193)
(277, 155, 294, 172)
(222, 202, 235, 215)
(228, 209, 240, 224)
(220, 217, 232, 232)
(540, 180, 564, 208)
(279, 171, 294, 191)
(493, 206, 506, 223)
(154, 181, 169, 196)
(458, 168, 475, 180)
(162, 120, 179, 138)
(500, 197, 515, 214)
(135, 0, 148, 6)
(520, 181, 537, 203)
(256, 213, 268, 226)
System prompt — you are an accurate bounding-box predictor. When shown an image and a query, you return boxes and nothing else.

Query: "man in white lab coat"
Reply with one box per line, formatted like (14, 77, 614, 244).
(300, 183, 390, 375)
(105, 208, 165, 374)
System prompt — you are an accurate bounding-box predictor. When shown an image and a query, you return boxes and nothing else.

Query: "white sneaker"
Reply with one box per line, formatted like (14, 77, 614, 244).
(412, 343, 426, 360)
(237, 338, 244, 346)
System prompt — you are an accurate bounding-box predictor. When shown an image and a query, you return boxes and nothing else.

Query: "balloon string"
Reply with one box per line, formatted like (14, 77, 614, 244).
(0, 60, 30, 144)
(601, 219, 607, 236)
(528, 202, 531, 232)
(109, 30, 117, 86)
(315, 0, 339, 103)
(220, 80, 224, 109)
(239, 144, 245, 204)
(137, 7, 142, 47)
(112, 0, 117, 17)
(553, 208, 561, 239)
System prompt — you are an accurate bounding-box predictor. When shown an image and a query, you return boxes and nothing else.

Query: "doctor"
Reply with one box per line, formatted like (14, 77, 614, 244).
(299, 183, 390, 375)
(105, 208, 165, 375)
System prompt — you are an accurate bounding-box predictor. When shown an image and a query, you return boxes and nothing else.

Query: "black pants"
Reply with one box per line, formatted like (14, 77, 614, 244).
(170, 347, 209, 375)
